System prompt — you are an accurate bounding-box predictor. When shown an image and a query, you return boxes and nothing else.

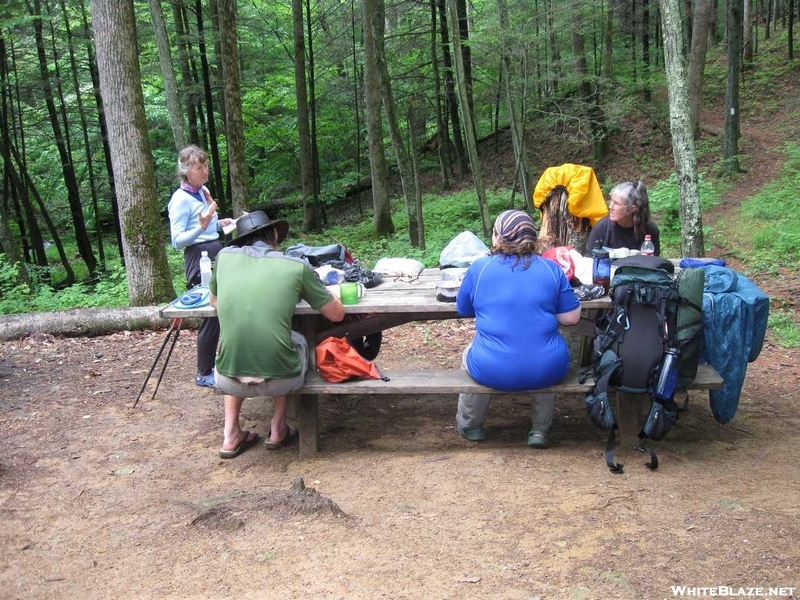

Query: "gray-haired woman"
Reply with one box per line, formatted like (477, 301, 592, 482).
(167, 145, 233, 387)
(585, 180, 660, 255)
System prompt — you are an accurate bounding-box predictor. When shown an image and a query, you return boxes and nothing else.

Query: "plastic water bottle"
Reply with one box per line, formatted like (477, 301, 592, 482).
(653, 347, 681, 400)
(641, 234, 655, 256)
(199, 251, 212, 288)
(591, 240, 611, 294)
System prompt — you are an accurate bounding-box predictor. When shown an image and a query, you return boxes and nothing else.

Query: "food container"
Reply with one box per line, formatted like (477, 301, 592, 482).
(440, 267, 468, 282)
(435, 280, 461, 303)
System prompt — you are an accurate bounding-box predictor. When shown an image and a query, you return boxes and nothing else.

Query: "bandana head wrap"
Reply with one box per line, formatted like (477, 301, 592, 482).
(494, 210, 538, 246)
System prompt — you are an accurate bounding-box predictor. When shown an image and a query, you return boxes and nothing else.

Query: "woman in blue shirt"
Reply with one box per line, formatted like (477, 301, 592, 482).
(167, 145, 232, 388)
(455, 210, 581, 448)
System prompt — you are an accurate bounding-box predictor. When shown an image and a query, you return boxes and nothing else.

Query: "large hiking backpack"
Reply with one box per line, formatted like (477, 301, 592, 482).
(583, 255, 704, 473)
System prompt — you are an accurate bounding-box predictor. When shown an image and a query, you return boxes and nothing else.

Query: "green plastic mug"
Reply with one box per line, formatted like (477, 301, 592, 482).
(340, 282, 365, 305)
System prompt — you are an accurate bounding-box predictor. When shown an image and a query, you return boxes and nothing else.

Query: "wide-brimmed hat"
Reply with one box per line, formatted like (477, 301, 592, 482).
(229, 210, 289, 246)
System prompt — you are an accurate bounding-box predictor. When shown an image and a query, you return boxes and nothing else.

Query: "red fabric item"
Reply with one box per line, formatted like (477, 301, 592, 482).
(316, 336, 384, 383)
(542, 246, 577, 280)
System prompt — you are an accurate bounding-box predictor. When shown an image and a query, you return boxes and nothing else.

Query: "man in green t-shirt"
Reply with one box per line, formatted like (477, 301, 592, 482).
(210, 211, 345, 459)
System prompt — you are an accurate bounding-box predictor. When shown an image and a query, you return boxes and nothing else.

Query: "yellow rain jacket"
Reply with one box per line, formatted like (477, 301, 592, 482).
(532, 163, 609, 226)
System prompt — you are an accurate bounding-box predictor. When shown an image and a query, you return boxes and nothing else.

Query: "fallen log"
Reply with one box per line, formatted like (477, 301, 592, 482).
(0, 306, 196, 341)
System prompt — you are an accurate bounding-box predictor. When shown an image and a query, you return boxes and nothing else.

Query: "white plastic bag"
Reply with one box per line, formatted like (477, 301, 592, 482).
(439, 231, 489, 268)
(373, 257, 425, 277)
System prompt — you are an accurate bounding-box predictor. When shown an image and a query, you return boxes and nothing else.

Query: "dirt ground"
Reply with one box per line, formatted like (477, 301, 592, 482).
(1, 318, 799, 600)
(2, 77, 800, 600)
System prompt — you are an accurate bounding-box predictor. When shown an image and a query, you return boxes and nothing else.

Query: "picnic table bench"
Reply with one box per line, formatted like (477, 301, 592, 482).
(160, 267, 723, 456)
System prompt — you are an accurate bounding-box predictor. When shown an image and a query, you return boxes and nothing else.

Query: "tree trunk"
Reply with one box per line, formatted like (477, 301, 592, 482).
(147, 0, 187, 151)
(373, 0, 420, 247)
(688, 0, 711, 139)
(79, 0, 122, 261)
(497, 0, 532, 210)
(217, 0, 248, 216)
(0, 306, 170, 341)
(447, 0, 490, 237)
(90, 0, 176, 305)
(407, 96, 426, 249)
(173, 1, 200, 146)
(60, 0, 105, 269)
(659, 0, 705, 257)
(293, 0, 317, 232)
(0, 37, 31, 286)
(724, 0, 743, 173)
(32, 0, 97, 277)
(642, 0, 652, 102)
(430, 0, 451, 190)
(743, 0, 754, 63)
(5, 139, 75, 281)
(362, 0, 395, 237)
(437, 0, 467, 177)
(194, 0, 226, 212)
(305, 0, 325, 228)
(603, 0, 614, 78)
(571, 4, 608, 167)
(547, 0, 561, 95)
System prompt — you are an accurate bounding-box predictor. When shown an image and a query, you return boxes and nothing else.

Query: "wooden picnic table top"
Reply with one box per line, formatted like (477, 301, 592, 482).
(159, 267, 611, 320)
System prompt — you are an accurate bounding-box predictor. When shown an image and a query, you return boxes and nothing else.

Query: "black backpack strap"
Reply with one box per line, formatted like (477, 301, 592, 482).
(593, 364, 624, 475)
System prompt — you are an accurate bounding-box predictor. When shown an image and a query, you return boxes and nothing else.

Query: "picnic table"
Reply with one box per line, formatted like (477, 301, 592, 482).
(159, 267, 721, 456)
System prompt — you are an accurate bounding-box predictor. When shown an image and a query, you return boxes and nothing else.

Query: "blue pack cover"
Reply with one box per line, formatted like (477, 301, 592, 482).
(172, 286, 211, 309)
(701, 266, 769, 423)
(680, 257, 726, 268)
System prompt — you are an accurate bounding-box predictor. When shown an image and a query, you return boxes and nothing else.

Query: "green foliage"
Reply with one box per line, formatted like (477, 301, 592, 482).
(767, 310, 800, 348)
(0, 257, 129, 315)
(734, 143, 800, 271)
(291, 190, 512, 268)
(645, 173, 726, 257)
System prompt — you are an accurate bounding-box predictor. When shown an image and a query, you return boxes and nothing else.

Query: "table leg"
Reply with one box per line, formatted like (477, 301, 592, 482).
(297, 314, 321, 455)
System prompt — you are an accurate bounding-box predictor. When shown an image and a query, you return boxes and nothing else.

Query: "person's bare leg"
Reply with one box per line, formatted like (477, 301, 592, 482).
(221, 394, 257, 451)
(269, 396, 295, 442)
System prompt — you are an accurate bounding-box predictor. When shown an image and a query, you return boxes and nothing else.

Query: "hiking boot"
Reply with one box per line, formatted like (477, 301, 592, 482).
(195, 372, 216, 388)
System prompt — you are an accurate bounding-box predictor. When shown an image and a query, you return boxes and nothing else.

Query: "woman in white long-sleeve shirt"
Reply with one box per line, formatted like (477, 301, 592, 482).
(167, 145, 232, 388)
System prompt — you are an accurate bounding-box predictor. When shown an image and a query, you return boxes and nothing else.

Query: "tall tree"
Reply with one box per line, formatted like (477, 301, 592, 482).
(194, 0, 226, 210)
(89, 0, 176, 305)
(430, 0, 451, 190)
(217, 0, 247, 215)
(147, 0, 187, 150)
(447, 0, 490, 236)
(659, 0, 704, 257)
(32, 0, 97, 277)
(292, 0, 317, 232)
(362, 0, 394, 237)
(373, 0, 422, 246)
(60, 0, 105, 268)
(724, 0, 743, 172)
(496, 0, 532, 209)
(688, 0, 711, 139)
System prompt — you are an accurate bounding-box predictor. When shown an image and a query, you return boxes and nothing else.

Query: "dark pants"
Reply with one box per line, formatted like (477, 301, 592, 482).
(184, 240, 223, 376)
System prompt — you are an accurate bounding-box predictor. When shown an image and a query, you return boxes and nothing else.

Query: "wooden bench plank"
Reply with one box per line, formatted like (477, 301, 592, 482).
(293, 364, 723, 455)
(296, 363, 723, 395)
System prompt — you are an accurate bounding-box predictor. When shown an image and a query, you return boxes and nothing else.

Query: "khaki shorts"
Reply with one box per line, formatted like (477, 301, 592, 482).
(214, 331, 309, 398)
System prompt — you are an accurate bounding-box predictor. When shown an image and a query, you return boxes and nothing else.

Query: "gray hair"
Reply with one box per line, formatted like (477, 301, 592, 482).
(176, 145, 208, 182)
(610, 180, 651, 241)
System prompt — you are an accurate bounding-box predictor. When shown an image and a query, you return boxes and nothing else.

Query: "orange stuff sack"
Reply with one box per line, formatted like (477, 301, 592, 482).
(315, 336, 388, 383)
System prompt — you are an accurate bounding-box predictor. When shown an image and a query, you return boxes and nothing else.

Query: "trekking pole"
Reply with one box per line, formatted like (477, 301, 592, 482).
(133, 318, 183, 408)
(149, 318, 183, 403)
